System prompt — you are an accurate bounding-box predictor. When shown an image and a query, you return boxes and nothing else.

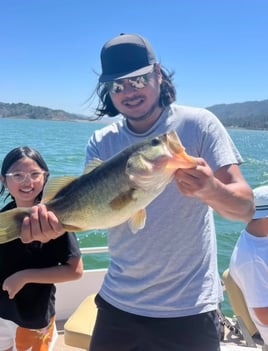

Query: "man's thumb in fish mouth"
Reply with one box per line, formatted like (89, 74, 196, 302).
(192, 157, 207, 169)
(174, 157, 207, 178)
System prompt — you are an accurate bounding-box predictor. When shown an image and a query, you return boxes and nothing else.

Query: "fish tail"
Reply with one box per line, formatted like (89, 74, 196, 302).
(0, 208, 30, 244)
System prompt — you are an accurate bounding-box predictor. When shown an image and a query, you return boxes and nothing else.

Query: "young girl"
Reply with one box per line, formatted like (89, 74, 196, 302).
(0, 146, 83, 351)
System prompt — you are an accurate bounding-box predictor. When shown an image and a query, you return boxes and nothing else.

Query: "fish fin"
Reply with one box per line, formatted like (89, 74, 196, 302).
(128, 209, 146, 234)
(83, 158, 103, 174)
(110, 188, 136, 210)
(0, 208, 30, 243)
(41, 176, 77, 203)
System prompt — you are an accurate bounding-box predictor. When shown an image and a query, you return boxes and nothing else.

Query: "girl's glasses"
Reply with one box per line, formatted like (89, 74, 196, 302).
(105, 70, 154, 95)
(5, 171, 47, 183)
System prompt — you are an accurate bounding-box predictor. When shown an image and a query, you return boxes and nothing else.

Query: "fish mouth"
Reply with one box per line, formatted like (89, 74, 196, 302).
(165, 131, 184, 154)
(164, 131, 197, 169)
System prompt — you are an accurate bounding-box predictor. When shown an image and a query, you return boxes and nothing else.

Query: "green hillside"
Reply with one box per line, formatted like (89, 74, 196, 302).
(1, 100, 268, 130)
(207, 99, 268, 130)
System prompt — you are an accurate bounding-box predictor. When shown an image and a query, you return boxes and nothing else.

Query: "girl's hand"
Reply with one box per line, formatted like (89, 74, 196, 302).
(2, 272, 26, 299)
(21, 204, 64, 243)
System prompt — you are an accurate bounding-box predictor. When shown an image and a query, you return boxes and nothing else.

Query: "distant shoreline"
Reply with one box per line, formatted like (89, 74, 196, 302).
(1, 116, 267, 131)
(1, 100, 268, 130)
(0, 116, 98, 124)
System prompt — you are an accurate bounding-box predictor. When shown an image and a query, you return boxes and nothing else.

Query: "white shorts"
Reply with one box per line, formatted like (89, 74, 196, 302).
(0, 316, 58, 351)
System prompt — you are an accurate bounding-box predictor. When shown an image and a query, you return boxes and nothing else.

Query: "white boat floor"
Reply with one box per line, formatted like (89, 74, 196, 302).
(222, 326, 263, 349)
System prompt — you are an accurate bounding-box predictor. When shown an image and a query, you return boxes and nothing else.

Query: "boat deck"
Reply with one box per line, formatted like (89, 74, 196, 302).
(53, 320, 264, 351)
(54, 319, 84, 351)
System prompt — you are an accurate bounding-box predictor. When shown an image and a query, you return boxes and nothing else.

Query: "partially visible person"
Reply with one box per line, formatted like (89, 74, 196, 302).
(19, 33, 254, 351)
(230, 185, 268, 350)
(0, 147, 83, 351)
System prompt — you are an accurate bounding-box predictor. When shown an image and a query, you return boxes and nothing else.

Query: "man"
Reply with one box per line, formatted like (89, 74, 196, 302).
(21, 33, 254, 351)
(230, 185, 268, 350)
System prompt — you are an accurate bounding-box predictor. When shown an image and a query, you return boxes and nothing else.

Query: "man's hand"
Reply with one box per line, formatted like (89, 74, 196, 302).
(21, 204, 64, 243)
(175, 158, 215, 198)
(175, 157, 254, 222)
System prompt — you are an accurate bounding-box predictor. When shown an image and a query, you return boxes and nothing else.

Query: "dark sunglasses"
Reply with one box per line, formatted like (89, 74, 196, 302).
(105, 70, 154, 95)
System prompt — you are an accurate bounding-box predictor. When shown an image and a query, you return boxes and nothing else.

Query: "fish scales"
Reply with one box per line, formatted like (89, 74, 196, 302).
(46, 155, 137, 228)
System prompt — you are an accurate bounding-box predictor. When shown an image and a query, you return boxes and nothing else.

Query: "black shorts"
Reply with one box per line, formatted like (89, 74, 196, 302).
(89, 294, 221, 351)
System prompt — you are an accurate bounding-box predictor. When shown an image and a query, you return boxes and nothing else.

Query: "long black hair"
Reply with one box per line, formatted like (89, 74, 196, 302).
(92, 65, 176, 119)
(0, 146, 49, 204)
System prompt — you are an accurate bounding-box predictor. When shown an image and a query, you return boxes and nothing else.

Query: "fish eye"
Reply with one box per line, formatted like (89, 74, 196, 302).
(151, 138, 161, 146)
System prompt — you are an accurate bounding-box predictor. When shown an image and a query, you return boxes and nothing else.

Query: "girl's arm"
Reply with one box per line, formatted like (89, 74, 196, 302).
(2, 256, 83, 299)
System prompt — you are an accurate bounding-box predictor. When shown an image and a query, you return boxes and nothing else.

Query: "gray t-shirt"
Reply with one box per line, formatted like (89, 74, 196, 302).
(85, 103, 243, 318)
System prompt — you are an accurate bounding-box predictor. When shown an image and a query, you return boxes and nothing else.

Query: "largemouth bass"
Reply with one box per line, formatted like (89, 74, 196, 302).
(0, 131, 197, 243)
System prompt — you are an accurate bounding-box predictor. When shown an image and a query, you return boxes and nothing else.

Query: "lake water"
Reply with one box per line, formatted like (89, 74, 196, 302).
(0, 118, 267, 316)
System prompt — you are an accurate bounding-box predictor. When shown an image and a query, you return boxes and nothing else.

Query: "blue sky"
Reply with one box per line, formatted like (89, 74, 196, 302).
(1, 0, 267, 116)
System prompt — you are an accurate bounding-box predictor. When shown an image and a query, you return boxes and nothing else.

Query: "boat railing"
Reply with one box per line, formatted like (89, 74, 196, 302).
(80, 246, 108, 255)
(56, 246, 108, 320)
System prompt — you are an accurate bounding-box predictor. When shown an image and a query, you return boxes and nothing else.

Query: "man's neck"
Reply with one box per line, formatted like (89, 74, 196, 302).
(126, 106, 164, 133)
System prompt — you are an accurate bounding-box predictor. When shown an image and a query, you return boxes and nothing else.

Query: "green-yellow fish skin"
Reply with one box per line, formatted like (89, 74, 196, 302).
(0, 131, 197, 243)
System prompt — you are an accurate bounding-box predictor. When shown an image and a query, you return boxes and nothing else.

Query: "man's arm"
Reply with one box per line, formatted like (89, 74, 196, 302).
(254, 307, 268, 325)
(175, 158, 254, 223)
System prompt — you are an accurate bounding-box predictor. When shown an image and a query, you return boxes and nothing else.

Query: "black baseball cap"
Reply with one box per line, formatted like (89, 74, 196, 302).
(99, 33, 157, 83)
